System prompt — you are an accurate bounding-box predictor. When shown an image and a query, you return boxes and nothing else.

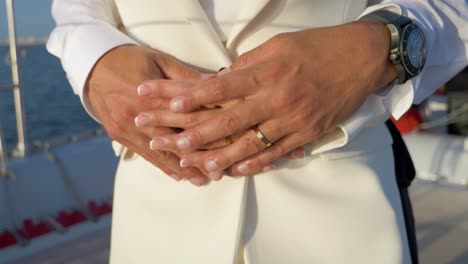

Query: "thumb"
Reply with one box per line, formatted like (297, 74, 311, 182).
(151, 51, 203, 81)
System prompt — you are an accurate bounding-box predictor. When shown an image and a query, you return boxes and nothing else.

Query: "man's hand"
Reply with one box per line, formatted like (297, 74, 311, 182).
(134, 83, 306, 179)
(143, 19, 397, 176)
(86, 45, 212, 186)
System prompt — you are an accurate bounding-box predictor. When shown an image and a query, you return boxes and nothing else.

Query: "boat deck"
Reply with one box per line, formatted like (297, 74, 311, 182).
(4, 180, 468, 264)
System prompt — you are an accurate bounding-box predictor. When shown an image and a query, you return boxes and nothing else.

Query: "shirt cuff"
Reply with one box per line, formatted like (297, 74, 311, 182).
(47, 24, 137, 122)
(307, 94, 390, 155)
(357, 3, 436, 120)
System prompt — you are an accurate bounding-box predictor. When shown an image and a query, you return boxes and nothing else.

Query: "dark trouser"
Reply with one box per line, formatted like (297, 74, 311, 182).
(386, 120, 419, 264)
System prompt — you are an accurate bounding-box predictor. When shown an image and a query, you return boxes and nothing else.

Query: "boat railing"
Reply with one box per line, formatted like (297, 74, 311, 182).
(0, 0, 27, 171)
(0, 122, 7, 176)
(0, 0, 110, 249)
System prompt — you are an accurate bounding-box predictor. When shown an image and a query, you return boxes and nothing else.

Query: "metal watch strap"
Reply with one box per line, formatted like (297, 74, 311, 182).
(363, 10, 412, 84)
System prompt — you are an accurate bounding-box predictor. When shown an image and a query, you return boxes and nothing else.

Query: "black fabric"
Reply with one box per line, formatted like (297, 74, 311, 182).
(398, 186, 419, 264)
(385, 120, 419, 264)
(385, 120, 416, 188)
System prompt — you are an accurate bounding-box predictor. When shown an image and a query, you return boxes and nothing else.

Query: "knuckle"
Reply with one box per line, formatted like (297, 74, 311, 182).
(235, 52, 254, 69)
(219, 114, 239, 134)
(211, 77, 231, 99)
(149, 113, 163, 126)
(151, 150, 171, 161)
(270, 92, 298, 112)
(292, 112, 308, 125)
(270, 33, 290, 48)
(271, 144, 287, 158)
(149, 98, 167, 109)
(148, 80, 162, 97)
(187, 127, 205, 146)
(273, 32, 288, 42)
(105, 121, 124, 141)
(306, 126, 323, 141)
(157, 80, 172, 97)
(242, 136, 265, 153)
(250, 71, 263, 88)
(247, 157, 266, 171)
(270, 61, 293, 79)
(113, 105, 135, 124)
(183, 114, 199, 128)
(180, 65, 197, 79)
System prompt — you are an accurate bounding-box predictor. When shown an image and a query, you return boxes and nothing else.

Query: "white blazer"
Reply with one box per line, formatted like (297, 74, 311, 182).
(108, 1, 409, 263)
(45, 0, 468, 262)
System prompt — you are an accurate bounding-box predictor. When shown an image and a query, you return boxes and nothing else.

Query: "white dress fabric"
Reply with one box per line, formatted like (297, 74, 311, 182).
(46, 0, 468, 263)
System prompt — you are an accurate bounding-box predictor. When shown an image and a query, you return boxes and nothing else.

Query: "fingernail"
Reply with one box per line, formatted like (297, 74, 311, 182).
(217, 67, 231, 76)
(150, 138, 167, 150)
(176, 135, 191, 150)
(170, 174, 182, 182)
(205, 159, 219, 172)
(135, 114, 150, 127)
(137, 84, 151, 96)
(170, 98, 184, 112)
(291, 149, 305, 159)
(180, 158, 193, 168)
(237, 162, 249, 173)
(262, 164, 275, 172)
(209, 171, 223, 181)
(190, 177, 203, 186)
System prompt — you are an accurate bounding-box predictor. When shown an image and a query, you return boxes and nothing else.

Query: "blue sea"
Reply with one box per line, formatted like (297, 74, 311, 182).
(0, 45, 100, 151)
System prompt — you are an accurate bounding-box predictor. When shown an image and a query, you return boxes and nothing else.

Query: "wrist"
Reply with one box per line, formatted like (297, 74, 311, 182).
(352, 19, 398, 93)
(362, 19, 399, 88)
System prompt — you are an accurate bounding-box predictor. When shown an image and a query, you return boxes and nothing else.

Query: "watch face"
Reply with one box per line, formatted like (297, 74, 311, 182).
(401, 24, 426, 76)
(407, 29, 426, 68)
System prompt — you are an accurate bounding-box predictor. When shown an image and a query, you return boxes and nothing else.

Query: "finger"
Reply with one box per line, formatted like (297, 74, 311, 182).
(139, 126, 178, 141)
(140, 126, 226, 152)
(279, 147, 306, 160)
(180, 122, 286, 178)
(196, 127, 282, 173)
(149, 134, 179, 152)
(178, 150, 225, 181)
(150, 51, 203, 81)
(147, 149, 208, 186)
(137, 79, 197, 98)
(201, 131, 243, 150)
(113, 126, 208, 186)
(169, 68, 262, 112)
(173, 100, 270, 151)
(231, 132, 308, 176)
(137, 97, 171, 111)
(135, 108, 223, 129)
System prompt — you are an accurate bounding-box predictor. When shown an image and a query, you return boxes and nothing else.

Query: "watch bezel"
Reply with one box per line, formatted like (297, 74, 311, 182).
(400, 23, 426, 77)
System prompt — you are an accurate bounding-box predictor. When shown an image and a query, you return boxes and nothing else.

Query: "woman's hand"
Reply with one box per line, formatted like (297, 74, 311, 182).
(86, 45, 213, 185)
(141, 19, 397, 177)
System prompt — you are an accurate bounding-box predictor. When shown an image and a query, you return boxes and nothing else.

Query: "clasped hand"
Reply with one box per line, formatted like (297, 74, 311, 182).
(135, 19, 397, 184)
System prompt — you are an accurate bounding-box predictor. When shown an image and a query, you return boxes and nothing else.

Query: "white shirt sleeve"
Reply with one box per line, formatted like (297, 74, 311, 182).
(46, 0, 137, 120)
(311, 0, 468, 154)
(361, 0, 468, 119)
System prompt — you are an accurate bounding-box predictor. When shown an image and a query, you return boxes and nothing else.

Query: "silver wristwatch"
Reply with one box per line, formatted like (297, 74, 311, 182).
(364, 10, 427, 84)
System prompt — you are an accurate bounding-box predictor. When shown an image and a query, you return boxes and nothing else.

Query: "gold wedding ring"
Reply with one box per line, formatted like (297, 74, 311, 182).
(253, 126, 272, 148)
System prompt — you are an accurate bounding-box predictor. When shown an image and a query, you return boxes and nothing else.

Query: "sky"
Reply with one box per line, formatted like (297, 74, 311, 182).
(0, 0, 55, 39)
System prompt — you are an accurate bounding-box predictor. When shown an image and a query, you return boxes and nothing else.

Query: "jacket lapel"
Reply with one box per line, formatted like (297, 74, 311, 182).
(226, 0, 272, 49)
(174, 0, 232, 66)
(174, 0, 272, 63)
